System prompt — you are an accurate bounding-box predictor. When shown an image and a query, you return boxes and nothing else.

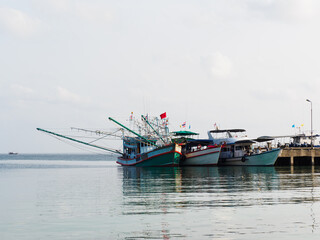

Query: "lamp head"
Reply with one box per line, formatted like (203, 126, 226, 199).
(306, 99, 311, 103)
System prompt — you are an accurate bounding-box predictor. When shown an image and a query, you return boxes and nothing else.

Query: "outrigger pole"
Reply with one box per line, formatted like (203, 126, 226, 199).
(108, 117, 158, 147)
(36, 128, 122, 154)
(141, 115, 166, 144)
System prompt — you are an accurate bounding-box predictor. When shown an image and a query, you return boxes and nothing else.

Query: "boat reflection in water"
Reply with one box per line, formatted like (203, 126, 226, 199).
(119, 166, 282, 209)
(119, 166, 320, 205)
(118, 166, 320, 239)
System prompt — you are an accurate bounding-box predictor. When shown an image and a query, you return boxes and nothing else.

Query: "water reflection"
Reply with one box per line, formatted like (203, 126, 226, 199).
(120, 166, 280, 193)
(3, 156, 320, 239)
(119, 166, 320, 209)
(118, 166, 320, 239)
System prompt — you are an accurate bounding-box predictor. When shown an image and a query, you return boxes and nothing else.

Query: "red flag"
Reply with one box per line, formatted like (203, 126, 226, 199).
(160, 112, 166, 119)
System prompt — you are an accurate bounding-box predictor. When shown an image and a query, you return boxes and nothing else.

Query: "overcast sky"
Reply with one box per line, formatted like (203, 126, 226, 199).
(1, 0, 320, 153)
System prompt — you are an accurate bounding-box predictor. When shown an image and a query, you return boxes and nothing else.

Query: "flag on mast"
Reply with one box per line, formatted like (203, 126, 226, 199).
(160, 112, 167, 119)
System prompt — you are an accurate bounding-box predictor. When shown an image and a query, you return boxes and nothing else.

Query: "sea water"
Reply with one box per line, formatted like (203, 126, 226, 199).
(0, 154, 320, 239)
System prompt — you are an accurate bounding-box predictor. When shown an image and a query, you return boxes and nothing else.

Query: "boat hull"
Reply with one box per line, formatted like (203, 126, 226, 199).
(181, 146, 221, 166)
(117, 144, 182, 167)
(218, 148, 281, 166)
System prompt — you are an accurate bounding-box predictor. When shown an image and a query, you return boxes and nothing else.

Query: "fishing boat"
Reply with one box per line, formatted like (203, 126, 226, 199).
(109, 116, 182, 167)
(182, 141, 221, 166)
(172, 131, 221, 166)
(117, 136, 181, 167)
(37, 114, 182, 167)
(208, 129, 281, 166)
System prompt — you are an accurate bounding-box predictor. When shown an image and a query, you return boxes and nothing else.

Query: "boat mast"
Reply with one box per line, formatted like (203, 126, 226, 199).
(36, 128, 122, 154)
(108, 117, 158, 147)
(141, 115, 166, 144)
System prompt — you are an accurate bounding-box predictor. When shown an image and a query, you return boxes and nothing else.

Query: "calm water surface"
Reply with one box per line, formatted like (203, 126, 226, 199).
(1, 154, 320, 239)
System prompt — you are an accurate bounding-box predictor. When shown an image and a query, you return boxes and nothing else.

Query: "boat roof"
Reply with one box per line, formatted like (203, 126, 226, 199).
(254, 136, 275, 142)
(172, 131, 199, 136)
(209, 129, 246, 133)
(234, 139, 256, 144)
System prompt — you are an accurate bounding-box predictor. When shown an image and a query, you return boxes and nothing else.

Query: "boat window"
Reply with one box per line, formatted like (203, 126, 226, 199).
(235, 146, 242, 151)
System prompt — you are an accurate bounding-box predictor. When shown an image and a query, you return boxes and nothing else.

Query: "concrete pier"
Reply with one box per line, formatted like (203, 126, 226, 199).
(276, 147, 320, 166)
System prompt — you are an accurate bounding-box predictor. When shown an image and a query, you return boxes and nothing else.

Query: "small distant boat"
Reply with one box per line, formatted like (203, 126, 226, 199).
(208, 129, 281, 166)
(8, 152, 18, 155)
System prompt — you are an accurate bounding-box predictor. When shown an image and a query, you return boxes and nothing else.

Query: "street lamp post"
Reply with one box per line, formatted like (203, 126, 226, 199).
(306, 99, 313, 147)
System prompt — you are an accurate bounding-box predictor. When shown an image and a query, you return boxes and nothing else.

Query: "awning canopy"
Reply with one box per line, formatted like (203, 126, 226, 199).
(171, 131, 199, 136)
(254, 136, 275, 142)
(210, 129, 246, 133)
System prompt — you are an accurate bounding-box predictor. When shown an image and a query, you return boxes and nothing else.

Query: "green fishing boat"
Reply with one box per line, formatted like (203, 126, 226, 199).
(37, 114, 182, 167)
(117, 137, 182, 166)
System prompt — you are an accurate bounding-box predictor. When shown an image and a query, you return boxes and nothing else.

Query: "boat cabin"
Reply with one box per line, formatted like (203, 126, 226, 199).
(171, 130, 202, 153)
(122, 136, 157, 159)
(183, 139, 215, 154)
(208, 129, 257, 158)
(208, 129, 248, 145)
(290, 134, 320, 147)
(220, 143, 253, 158)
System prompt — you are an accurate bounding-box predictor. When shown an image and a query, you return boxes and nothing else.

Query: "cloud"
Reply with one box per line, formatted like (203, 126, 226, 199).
(55, 86, 100, 108)
(285, 0, 320, 21)
(8, 84, 38, 102)
(246, 0, 320, 22)
(5, 84, 37, 109)
(11, 84, 34, 96)
(75, 2, 112, 23)
(203, 52, 233, 79)
(56, 86, 82, 104)
(4, 84, 102, 113)
(0, 7, 41, 37)
(249, 84, 312, 103)
(32, 0, 112, 23)
(43, 0, 70, 12)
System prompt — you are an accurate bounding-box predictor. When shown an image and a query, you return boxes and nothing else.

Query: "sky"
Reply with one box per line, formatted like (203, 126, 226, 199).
(1, 0, 320, 153)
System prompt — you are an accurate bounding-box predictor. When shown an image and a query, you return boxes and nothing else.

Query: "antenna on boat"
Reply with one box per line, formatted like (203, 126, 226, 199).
(36, 128, 122, 154)
(108, 117, 158, 147)
(141, 115, 166, 144)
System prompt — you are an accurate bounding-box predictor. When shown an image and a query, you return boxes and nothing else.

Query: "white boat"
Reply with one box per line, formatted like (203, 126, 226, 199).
(171, 132, 221, 166)
(182, 144, 221, 166)
(208, 129, 281, 166)
(8, 152, 18, 155)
